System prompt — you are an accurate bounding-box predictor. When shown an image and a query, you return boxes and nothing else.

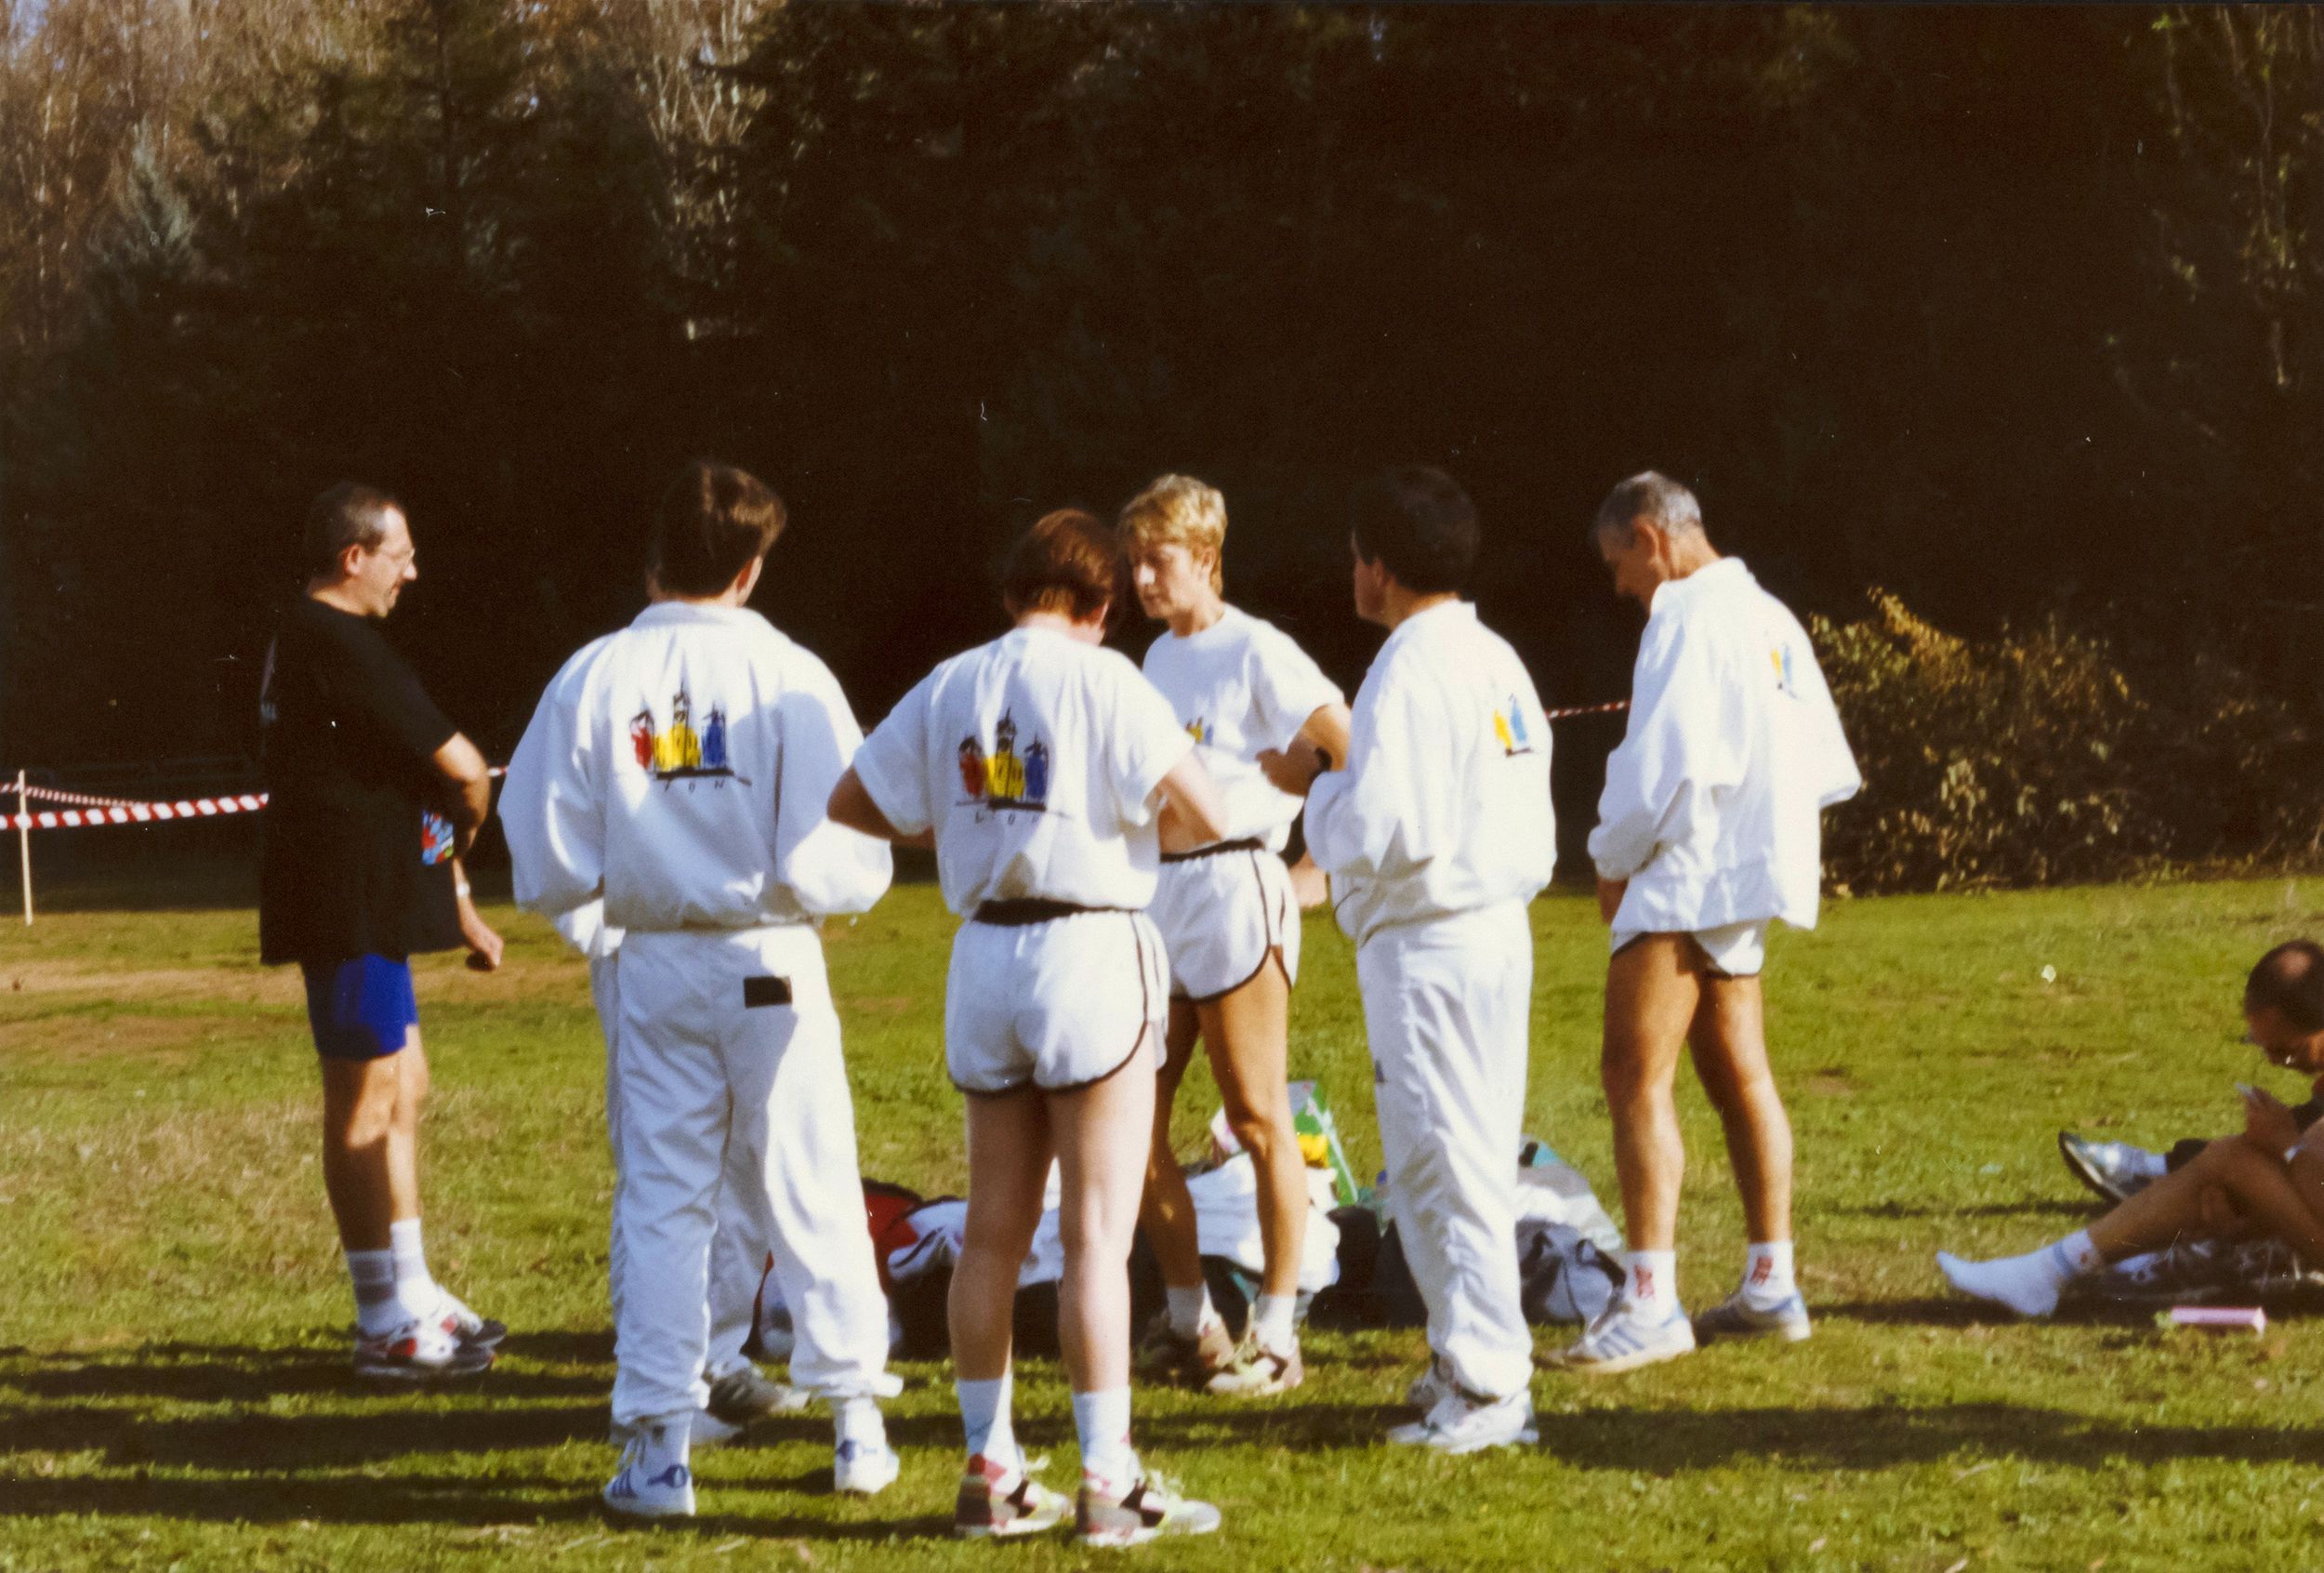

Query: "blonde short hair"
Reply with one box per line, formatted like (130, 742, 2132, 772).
(1118, 474, 1226, 592)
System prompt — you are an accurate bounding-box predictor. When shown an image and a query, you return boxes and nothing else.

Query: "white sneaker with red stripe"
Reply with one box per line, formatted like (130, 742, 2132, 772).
(352, 1315, 495, 1381)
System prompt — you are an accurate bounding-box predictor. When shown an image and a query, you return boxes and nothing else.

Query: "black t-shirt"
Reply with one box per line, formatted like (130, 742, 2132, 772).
(257, 597, 464, 965)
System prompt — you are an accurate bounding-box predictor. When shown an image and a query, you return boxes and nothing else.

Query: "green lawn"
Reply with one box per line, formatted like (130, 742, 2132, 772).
(7, 876, 2324, 1570)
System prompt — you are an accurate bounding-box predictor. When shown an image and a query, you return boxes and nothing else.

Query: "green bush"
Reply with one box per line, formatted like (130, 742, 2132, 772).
(1811, 591, 2322, 893)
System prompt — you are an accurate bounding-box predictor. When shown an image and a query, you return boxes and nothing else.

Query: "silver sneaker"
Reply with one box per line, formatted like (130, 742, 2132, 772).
(706, 1364, 811, 1426)
(1692, 1289, 1813, 1345)
(1548, 1301, 1697, 1374)
(2057, 1131, 2162, 1206)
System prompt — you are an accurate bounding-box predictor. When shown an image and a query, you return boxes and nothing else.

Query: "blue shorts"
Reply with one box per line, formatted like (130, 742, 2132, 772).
(300, 955, 418, 1060)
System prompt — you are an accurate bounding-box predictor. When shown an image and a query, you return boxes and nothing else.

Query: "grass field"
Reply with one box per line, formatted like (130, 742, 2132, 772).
(8, 874, 2324, 1570)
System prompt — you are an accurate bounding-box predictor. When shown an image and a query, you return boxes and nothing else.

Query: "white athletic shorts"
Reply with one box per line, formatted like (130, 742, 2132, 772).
(1149, 843, 1301, 1001)
(1612, 919, 1771, 978)
(944, 908, 1169, 1095)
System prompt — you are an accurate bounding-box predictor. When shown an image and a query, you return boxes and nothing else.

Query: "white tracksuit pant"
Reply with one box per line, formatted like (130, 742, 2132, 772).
(1357, 899, 1535, 1401)
(609, 925, 890, 1426)
(591, 955, 766, 1382)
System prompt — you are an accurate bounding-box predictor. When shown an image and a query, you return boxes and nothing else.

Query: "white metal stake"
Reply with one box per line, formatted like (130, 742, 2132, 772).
(17, 770, 30, 925)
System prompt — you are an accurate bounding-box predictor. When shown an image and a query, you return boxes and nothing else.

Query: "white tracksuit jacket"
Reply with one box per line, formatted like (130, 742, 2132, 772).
(1305, 599, 1554, 1399)
(1307, 601, 1555, 943)
(1589, 558, 1859, 939)
(500, 601, 895, 1423)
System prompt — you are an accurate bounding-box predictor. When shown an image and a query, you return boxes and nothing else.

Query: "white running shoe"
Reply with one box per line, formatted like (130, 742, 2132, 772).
(352, 1315, 494, 1381)
(1692, 1289, 1813, 1345)
(1076, 1469, 1222, 1547)
(601, 1421, 695, 1519)
(953, 1452, 1071, 1539)
(429, 1289, 507, 1349)
(1386, 1386, 1539, 1454)
(1551, 1300, 1697, 1374)
(835, 1434, 901, 1496)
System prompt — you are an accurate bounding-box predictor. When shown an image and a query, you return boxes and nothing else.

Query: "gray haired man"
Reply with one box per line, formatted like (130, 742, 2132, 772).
(1554, 473, 1858, 1373)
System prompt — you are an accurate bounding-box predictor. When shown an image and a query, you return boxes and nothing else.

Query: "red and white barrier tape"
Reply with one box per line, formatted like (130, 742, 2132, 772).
(6, 794, 269, 830)
(5, 767, 508, 832)
(1542, 699, 1629, 721)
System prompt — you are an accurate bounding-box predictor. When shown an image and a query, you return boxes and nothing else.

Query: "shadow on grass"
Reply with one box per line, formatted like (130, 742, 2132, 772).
(1527, 1399, 2324, 1474)
(0, 1473, 945, 1540)
(0, 1343, 606, 1405)
(1839, 1198, 2097, 1222)
(491, 1328, 614, 1367)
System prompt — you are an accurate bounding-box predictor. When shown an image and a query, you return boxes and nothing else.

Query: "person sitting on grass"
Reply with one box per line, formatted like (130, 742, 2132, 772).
(1938, 940, 2324, 1317)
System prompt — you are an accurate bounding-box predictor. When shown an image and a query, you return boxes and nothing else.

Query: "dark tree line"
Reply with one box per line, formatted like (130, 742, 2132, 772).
(2, 4, 2318, 876)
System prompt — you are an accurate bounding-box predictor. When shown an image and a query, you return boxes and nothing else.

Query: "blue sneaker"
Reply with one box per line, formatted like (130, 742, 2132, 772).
(1692, 1289, 1813, 1345)
(602, 1422, 695, 1519)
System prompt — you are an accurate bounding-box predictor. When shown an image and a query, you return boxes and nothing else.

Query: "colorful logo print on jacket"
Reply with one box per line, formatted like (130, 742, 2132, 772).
(1492, 695, 1537, 757)
(629, 689, 742, 785)
(420, 811, 456, 866)
(957, 711, 1050, 812)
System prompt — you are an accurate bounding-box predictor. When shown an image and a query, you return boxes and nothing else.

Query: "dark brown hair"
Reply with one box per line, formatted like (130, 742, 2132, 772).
(1350, 465, 1478, 595)
(2248, 941, 2324, 1032)
(652, 460, 787, 597)
(1002, 509, 1125, 623)
(303, 482, 403, 578)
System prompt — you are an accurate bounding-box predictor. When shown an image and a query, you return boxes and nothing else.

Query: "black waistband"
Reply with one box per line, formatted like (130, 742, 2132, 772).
(1160, 837, 1267, 866)
(972, 899, 1126, 927)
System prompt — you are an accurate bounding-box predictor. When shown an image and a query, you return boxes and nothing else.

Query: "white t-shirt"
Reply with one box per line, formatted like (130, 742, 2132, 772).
(1142, 605, 1344, 853)
(852, 625, 1195, 916)
(1306, 601, 1556, 945)
(499, 603, 893, 933)
(855, 627, 1199, 915)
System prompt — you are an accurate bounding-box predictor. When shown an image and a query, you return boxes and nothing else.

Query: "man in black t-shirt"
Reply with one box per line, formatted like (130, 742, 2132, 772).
(259, 482, 507, 1380)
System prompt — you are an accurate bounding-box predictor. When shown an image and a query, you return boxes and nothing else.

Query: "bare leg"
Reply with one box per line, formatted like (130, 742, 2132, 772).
(1137, 1000, 1206, 1295)
(318, 1028, 423, 1251)
(1604, 937, 1701, 1252)
(1050, 1055, 1158, 1395)
(1685, 974, 1792, 1245)
(385, 1029, 429, 1223)
(2091, 1137, 2324, 1266)
(1200, 957, 1303, 1301)
(950, 1091, 1052, 1383)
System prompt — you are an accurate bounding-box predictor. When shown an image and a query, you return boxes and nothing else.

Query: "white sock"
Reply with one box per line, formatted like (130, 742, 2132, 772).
(2131, 1148, 2170, 1181)
(1071, 1387, 1137, 1487)
(1624, 1250, 1678, 1315)
(1166, 1283, 1215, 1339)
(2053, 1229, 2104, 1276)
(346, 1248, 402, 1335)
(638, 1413, 692, 1474)
(389, 1218, 439, 1316)
(835, 1395, 885, 1449)
(1251, 1293, 1297, 1352)
(1935, 1229, 2098, 1320)
(956, 1373, 1017, 1469)
(1740, 1240, 1796, 1307)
